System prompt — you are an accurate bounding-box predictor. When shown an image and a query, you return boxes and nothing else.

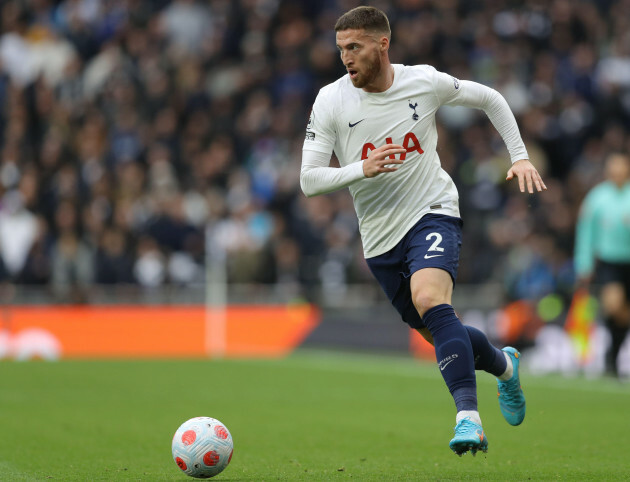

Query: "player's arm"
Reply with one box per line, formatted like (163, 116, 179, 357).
(300, 145, 405, 197)
(301, 90, 360, 197)
(300, 149, 364, 197)
(434, 71, 546, 193)
(460, 81, 546, 194)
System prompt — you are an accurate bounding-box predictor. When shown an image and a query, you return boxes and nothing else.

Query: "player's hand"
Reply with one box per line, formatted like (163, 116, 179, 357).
(362, 144, 406, 178)
(506, 159, 547, 193)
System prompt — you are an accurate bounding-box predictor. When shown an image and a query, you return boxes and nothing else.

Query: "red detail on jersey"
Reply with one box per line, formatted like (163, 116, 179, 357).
(214, 425, 228, 440)
(361, 143, 376, 160)
(401, 132, 423, 160)
(181, 430, 196, 446)
(360, 133, 423, 161)
(203, 451, 220, 466)
(228, 449, 233, 464)
(175, 457, 187, 471)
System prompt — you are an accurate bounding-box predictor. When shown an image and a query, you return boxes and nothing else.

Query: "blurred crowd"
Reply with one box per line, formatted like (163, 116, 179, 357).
(0, 0, 629, 304)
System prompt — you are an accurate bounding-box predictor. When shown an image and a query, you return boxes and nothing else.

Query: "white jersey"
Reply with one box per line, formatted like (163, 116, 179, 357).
(301, 64, 528, 258)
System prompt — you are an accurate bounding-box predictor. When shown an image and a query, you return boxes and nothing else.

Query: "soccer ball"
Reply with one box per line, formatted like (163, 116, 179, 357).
(172, 417, 234, 478)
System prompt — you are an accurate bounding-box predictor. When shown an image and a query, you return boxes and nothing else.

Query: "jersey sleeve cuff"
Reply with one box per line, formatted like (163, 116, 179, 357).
(509, 148, 529, 164)
(349, 160, 366, 179)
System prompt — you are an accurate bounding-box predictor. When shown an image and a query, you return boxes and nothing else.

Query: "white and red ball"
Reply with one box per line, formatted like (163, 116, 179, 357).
(172, 417, 233, 478)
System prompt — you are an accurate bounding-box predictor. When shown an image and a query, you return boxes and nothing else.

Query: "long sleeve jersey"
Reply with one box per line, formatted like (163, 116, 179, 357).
(301, 64, 528, 258)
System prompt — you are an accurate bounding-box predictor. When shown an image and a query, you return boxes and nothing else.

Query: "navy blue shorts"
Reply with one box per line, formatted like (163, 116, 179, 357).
(365, 214, 463, 329)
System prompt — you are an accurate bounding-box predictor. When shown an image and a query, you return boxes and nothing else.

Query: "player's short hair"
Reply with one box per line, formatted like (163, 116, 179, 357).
(334, 6, 391, 39)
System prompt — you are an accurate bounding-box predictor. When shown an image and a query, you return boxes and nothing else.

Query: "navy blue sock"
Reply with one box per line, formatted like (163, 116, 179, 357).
(465, 326, 507, 377)
(422, 304, 477, 412)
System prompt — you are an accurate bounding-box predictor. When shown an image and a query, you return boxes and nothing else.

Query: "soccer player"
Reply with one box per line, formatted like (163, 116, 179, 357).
(300, 6, 546, 455)
(575, 153, 630, 377)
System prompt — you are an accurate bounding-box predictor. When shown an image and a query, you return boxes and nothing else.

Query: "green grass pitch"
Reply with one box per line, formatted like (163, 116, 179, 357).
(1, 350, 629, 481)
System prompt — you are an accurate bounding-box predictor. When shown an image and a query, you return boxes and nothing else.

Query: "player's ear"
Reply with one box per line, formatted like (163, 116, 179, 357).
(379, 35, 390, 52)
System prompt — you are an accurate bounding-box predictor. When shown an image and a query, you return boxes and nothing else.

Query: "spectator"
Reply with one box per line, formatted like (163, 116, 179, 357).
(0, 0, 628, 306)
(0, 190, 38, 280)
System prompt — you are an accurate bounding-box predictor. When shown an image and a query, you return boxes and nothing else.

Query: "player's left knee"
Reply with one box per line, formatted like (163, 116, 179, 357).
(410, 268, 454, 317)
(412, 291, 449, 317)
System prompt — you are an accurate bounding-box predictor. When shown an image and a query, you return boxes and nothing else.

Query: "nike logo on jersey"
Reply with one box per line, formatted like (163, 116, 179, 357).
(424, 254, 443, 259)
(348, 119, 366, 128)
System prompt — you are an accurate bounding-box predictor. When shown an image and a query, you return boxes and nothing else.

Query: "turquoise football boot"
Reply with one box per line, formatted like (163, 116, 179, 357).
(449, 417, 488, 456)
(497, 347, 526, 426)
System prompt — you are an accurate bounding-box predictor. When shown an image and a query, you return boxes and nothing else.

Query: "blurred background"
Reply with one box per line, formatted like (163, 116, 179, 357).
(0, 0, 629, 375)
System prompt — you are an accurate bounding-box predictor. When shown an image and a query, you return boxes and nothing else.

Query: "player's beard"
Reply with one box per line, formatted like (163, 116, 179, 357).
(350, 50, 382, 89)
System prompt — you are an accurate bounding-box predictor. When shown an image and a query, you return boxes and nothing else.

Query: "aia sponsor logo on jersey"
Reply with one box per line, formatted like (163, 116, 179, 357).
(361, 133, 424, 160)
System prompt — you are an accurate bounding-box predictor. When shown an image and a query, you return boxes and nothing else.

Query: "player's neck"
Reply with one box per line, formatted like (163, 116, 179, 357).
(362, 63, 394, 93)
